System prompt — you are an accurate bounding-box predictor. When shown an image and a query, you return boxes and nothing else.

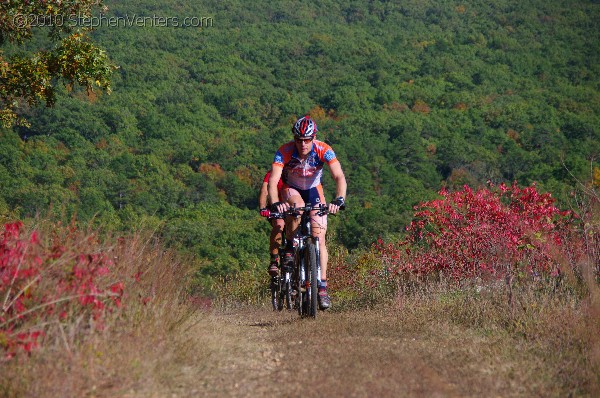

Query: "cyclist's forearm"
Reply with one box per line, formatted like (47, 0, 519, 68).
(268, 184, 279, 205)
(329, 162, 347, 200)
(259, 182, 269, 208)
(268, 167, 283, 204)
(334, 174, 347, 200)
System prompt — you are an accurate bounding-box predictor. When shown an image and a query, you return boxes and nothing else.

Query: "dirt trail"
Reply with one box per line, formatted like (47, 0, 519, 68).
(120, 305, 546, 398)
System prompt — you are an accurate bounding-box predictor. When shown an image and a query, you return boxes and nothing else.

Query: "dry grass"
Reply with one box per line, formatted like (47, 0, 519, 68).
(0, 227, 199, 398)
(391, 274, 600, 397)
(335, 259, 600, 395)
(210, 263, 270, 308)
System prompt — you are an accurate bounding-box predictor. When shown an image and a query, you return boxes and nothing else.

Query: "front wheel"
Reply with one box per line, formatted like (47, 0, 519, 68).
(284, 280, 292, 310)
(306, 240, 319, 318)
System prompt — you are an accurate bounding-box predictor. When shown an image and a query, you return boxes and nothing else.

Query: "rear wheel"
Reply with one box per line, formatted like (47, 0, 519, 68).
(270, 276, 281, 311)
(279, 261, 293, 310)
(277, 268, 291, 311)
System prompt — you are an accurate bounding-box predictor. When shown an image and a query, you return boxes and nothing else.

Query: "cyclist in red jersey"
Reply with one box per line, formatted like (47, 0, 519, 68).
(269, 115, 347, 310)
(258, 170, 285, 276)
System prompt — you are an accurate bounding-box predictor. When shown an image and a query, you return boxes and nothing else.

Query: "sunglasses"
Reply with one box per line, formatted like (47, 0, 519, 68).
(294, 137, 314, 143)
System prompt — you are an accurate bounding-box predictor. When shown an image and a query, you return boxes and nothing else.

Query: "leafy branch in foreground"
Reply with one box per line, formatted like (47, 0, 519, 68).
(0, 0, 115, 127)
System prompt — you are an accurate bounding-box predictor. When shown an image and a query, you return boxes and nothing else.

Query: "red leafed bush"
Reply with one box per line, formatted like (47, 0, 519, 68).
(0, 221, 123, 359)
(375, 182, 580, 281)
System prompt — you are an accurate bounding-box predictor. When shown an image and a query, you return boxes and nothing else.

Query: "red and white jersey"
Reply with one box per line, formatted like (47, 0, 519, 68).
(272, 140, 338, 190)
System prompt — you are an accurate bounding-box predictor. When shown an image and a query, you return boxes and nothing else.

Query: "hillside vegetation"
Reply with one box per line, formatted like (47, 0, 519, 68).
(1, 0, 598, 279)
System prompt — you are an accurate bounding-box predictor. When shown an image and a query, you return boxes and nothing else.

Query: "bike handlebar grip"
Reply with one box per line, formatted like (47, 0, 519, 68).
(330, 197, 345, 208)
(321, 204, 345, 216)
(270, 202, 284, 212)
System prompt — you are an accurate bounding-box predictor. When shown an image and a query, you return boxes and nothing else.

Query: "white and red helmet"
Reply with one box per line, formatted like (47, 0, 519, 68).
(292, 115, 318, 139)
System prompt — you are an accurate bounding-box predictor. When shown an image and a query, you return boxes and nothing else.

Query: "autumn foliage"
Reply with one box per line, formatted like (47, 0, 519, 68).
(375, 183, 580, 282)
(0, 221, 123, 359)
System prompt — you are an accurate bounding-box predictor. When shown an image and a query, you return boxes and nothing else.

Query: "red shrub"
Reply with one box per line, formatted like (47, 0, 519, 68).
(375, 182, 579, 281)
(0, 222, 124, 359)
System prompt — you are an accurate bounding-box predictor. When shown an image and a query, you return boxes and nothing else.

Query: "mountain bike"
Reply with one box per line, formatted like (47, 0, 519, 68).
(269, 203, 331, 318)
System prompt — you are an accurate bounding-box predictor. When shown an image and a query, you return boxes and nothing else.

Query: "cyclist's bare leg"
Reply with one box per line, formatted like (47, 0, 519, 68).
(311, 211, 328, 280)
(281, 187, 304, 243)
(269, 218, 284, 256)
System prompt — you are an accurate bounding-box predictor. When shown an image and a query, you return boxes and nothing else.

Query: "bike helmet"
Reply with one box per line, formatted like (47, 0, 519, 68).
(292, 115, 317, 139)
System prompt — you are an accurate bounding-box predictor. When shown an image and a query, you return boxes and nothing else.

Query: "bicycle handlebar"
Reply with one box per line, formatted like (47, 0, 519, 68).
(268, 203, 345, 220)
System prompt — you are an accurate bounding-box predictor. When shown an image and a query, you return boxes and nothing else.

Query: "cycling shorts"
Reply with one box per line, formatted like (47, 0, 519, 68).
(281, 183, 325, 206)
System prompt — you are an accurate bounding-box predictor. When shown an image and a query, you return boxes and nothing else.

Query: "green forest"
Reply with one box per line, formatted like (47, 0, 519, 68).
(1, 0, 598, 278)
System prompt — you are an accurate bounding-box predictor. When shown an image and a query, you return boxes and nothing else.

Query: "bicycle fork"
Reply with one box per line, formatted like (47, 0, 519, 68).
(314, 237, 321, 282)
(299, 237, 321, 290)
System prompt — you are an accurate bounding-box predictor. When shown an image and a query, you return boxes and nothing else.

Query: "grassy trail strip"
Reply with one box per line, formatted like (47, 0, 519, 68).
(117, 306, 559, 398)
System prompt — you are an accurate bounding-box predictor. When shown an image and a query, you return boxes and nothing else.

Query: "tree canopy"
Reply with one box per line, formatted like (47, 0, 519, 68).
(0, 0, 598, 276)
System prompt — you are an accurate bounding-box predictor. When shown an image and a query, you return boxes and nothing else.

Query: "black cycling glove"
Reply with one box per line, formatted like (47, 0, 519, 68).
(331, 197, 345, 207)
(270, 202, 284, 212)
